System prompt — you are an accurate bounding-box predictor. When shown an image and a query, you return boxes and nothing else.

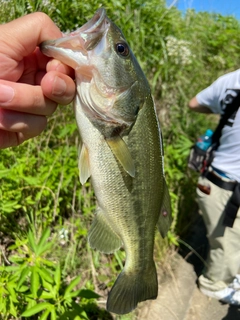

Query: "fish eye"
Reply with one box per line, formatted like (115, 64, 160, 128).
(116, 43, 129, 57)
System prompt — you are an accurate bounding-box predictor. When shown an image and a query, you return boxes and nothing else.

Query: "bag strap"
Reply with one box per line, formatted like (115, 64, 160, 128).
(211, 90, 240, 148)
(223, 183, 240, 228)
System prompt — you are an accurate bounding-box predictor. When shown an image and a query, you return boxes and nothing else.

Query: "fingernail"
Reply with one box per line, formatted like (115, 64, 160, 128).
(52, 76, 66, 96)
(48, 59, 61, 71)
(0, 84, 14, 103)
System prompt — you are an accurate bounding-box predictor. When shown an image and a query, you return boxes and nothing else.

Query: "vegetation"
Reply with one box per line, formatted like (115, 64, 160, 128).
(1, 0, 240, 318)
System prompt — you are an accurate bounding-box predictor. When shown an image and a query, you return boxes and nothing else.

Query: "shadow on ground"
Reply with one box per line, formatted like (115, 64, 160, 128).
(178, 209, 208, 277)
(221, 305, 240, 319)
(179, 208, 240, 320)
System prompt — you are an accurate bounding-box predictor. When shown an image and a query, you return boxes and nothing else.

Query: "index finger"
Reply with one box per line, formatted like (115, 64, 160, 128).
(0, 12, 62, 61)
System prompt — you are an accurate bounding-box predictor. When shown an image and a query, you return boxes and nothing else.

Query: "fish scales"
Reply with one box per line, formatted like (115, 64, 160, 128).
(40, 8, 172, 315)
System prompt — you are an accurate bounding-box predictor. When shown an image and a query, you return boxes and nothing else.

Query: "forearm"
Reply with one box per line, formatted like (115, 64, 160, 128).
(189, 96, 213, 114)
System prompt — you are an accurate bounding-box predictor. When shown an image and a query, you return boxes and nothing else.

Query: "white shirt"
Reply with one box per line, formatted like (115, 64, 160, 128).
(196, 69, 240, 182)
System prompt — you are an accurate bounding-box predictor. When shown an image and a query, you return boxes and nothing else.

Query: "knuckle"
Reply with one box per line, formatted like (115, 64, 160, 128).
(32, 87, 57, 116)
(33, 12, 52, 25)
(33, 89, 43, 107)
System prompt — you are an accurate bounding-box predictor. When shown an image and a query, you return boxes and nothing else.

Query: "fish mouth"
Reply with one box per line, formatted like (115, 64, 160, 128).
(40, 8, 134, 128)
(40, 8, 109, 68)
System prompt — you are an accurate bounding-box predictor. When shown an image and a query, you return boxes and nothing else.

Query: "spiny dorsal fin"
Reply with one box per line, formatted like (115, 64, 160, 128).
(78, 143, 91, 185)
(106, 136, 135, 177)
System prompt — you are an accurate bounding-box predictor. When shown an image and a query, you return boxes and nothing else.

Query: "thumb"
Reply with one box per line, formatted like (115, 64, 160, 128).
(0, 12, 62, 61)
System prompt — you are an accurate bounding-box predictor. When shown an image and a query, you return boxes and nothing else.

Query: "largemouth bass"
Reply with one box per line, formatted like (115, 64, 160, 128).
(41, 8, 172, 315)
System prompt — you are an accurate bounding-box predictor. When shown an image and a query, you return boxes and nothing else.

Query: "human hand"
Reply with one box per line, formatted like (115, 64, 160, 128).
(0, 12, 76, 149)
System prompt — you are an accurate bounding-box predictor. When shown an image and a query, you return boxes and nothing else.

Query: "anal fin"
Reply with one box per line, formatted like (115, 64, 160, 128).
(88, 208, 122, 253)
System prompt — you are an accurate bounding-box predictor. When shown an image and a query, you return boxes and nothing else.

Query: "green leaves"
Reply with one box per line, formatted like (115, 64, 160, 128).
(64, 275, 81, 298)
(0, 269, 19, 317)
(0, 229, 99, 319)
(78, 289, 101, 300)
(20, 263, 98, 319)
(22, 302, 53, 317)
(27, 228, 53, 257)
(30, 266, 40, 299)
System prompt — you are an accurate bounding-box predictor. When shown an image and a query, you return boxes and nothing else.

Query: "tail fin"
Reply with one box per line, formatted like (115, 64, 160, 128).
(107, 263, 158, 315)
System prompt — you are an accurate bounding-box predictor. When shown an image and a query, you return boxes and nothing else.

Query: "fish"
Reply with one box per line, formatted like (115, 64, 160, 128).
(40, 8, 172, 315)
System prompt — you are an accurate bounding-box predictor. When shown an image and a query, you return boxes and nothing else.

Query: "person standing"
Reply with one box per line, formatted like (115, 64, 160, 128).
(189, 69, 240, 305)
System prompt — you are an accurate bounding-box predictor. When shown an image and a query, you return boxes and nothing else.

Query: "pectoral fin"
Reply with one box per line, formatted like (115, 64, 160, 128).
(78, 143, 91, 185)
(157, 178, 172, 238)
(106, 136, 135, 177)
(88, 208, 122, 253)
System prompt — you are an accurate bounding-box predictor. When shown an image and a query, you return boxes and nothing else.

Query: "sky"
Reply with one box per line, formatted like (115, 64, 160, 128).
(167, 0, 240, 21)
